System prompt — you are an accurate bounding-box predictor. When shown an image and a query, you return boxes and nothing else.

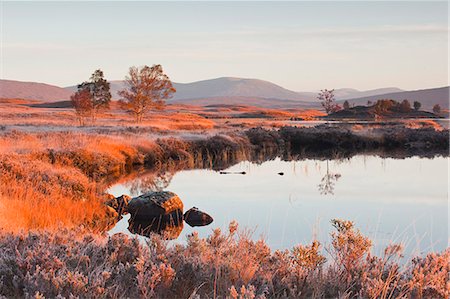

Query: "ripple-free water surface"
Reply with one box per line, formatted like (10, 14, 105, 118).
(108, 155, 448, 257)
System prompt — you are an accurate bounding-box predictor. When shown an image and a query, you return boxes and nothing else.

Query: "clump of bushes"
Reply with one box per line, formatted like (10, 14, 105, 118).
(0, 220, 448, 298)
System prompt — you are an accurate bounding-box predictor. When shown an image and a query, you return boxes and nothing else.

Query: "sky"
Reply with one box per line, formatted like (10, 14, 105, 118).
(1, 1, 448, 91)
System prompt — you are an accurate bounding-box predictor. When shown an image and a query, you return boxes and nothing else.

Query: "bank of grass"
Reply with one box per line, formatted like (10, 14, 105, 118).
(0, 220, 448, 298)
(0, 131, 253, 232)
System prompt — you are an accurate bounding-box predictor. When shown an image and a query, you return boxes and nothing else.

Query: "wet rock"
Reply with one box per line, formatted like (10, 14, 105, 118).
(128, 209, 183, 239)
(184, 207, 213, 227)
(127, 191, 183, 219)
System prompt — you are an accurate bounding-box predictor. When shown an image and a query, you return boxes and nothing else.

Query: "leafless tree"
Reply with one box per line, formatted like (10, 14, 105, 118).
(318, 89, 340, 115)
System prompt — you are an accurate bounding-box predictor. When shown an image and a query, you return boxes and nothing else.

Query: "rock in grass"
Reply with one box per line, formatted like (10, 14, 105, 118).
(128, 191, 183, 219)
(184, 207, 213, 227)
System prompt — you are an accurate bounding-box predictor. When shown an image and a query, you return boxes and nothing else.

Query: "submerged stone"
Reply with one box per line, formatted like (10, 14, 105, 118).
(184, 207, 213, 227)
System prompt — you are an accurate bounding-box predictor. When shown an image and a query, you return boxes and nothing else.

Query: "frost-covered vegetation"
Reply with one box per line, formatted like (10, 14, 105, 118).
(0, 220, 448, 298)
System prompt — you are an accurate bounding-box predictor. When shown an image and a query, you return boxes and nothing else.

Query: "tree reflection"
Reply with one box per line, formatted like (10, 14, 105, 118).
(317, 160, 341, 195)
(127, 171, 174, 195)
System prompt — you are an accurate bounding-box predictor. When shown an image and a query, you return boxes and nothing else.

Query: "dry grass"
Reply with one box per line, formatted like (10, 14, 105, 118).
(0, 98, 330, 132)
(0, 130, 253, 232)
(0, 132, 146, 232)
(403, 119, 445, 131)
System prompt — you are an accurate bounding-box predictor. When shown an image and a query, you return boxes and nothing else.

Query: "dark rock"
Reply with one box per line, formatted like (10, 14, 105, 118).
(278, 172, 284, 176)
(128, 191, 183, 219)
(219, 171, 246, 175)
(184, 207, 213, 227)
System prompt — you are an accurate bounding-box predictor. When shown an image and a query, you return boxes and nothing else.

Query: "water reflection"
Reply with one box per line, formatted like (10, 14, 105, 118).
(128, 171, 174, 194)
(317, 160, 342, 195)
(108, 155, 448, 257)
(128, 209, 184, 239)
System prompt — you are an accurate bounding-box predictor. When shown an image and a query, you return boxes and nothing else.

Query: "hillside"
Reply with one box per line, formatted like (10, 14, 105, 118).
(172, 77, 312, 101)
(68, 77, 402, 105)
(67, 77, 315, 102)
(0, 79, 72, 102)
(3, 78, 443, 111)
(326, 103, 441, 120)
(335, 87, 403, 100)
(170, 96, 318, 109)
(342, 86, 449, 110)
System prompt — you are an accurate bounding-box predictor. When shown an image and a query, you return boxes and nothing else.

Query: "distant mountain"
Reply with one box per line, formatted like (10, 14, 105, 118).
(67, 77, 316, 102)
(4, 78, 442, 111)
(342, 86, 449, 110)
(169, 96, 318, 109)
(0, 79, 72, 102)
(334, 87, 404, 100)
(171, 77, 313, 101)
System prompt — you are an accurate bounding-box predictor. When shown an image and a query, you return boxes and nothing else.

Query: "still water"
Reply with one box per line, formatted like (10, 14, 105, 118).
(108, 155, 448, 257)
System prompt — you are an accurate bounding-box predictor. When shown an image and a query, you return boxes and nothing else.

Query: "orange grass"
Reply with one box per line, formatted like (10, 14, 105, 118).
(0, 98, 328, 132)
(0, 132, 151, 232)
(0, 157, 107, 232)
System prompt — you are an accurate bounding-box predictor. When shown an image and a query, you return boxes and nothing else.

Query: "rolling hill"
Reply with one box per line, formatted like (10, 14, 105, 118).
(2, 78, 446, 111)
(66, 77, 316, 102)
(340, 86, 449, 110)
(334, 87, 403, 100)
(169, 96, 318, 109)
(0, 79, 72, 102)
(67, 77, 403, 105)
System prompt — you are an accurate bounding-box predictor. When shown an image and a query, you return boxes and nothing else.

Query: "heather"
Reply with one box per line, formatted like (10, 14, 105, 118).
(0, 220, 448, 298)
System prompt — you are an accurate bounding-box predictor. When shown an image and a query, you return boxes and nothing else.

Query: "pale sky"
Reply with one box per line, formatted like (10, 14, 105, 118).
(1, 1, 448, 91)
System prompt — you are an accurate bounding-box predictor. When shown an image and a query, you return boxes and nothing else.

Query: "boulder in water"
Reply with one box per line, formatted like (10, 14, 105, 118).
(127, 191, 183, 219)
(184, 207, 213, 227)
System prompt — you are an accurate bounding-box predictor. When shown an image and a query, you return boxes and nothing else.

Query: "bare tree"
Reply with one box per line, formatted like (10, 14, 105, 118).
(119, 64, 176, 123)
(318, 89, 340, 115)
(71, 89, 93, 126)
